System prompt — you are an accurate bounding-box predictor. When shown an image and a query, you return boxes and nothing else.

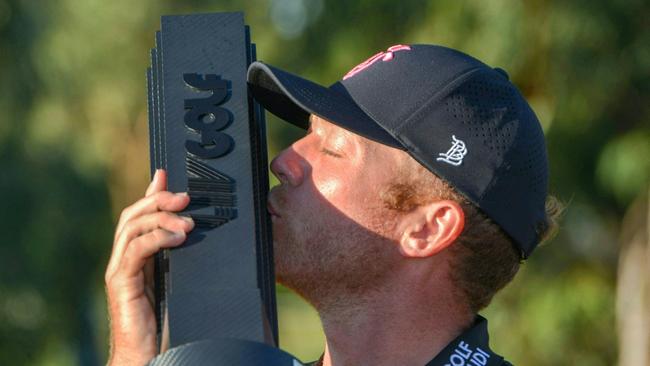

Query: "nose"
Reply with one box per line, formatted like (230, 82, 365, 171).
(270, 145, 306, 187)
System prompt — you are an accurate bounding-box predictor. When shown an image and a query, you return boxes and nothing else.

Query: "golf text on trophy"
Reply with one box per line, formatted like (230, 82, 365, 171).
(145, 12, 303, 365)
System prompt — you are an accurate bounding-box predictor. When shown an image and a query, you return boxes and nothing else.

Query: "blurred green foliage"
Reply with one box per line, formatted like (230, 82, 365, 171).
(0, 0, 648, 365)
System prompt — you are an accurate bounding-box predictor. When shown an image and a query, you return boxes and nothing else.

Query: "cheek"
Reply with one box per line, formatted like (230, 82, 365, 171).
(310, 157, 349, 201)
(308, 172, 359, 221)
(317, 174, 379, 221)
(316, 177, 343, 199)
(344, 167, 394, 217)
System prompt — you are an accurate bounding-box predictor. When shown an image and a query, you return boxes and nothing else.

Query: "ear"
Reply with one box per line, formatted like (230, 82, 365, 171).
(398, 200, 465, 258)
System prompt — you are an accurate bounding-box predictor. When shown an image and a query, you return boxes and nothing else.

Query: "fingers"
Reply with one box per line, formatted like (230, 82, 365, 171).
(107, 211, 194, 281)
(104, 170, 188, 364)
(145, 169, 166, 197)
(115, 190, 191, 243)
(114, 170, 177, 242)
(113, 170, 162, 243)
(118, 229, 186, 278)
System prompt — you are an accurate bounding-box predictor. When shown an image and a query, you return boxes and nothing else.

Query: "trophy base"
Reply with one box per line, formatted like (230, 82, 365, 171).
(147, 338, 304, 366)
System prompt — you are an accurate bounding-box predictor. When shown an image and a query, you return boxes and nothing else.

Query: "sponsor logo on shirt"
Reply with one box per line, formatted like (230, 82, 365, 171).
(444, 341, 491, 366)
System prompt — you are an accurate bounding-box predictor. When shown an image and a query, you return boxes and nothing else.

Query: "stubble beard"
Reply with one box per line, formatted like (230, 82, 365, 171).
(272, 196, 400, 314)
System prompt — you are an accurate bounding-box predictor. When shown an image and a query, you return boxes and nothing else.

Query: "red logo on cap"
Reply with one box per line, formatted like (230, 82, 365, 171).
(342, 45, 411, 80)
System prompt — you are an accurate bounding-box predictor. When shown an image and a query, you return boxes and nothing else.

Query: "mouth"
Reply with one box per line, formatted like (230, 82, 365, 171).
(267, 200, 281, 218)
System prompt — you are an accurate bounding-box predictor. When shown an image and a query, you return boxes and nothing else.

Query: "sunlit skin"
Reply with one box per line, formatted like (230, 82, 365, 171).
(270, 115, 390, 216)
(268, 115, 406, 311)
(268, 115, 471, 366)
(104, 114, 470, 366)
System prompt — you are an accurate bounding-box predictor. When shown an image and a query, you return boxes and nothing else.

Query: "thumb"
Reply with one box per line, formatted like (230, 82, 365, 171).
(145, 169, 167, 196)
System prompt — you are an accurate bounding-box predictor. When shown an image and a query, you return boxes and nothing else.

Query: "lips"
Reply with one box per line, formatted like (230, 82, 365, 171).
(267, 200, 281, 218)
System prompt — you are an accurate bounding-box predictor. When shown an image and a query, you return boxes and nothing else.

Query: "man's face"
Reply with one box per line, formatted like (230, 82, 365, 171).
(268, 115, 405, 304)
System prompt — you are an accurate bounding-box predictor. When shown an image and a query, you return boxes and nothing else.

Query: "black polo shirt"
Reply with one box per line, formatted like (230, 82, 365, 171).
(307, 316, 512, 366)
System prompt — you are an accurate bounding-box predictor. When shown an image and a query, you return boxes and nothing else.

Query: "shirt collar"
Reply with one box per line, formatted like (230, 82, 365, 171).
(426, 315, 505, 366)
(308, 315, 506, 366)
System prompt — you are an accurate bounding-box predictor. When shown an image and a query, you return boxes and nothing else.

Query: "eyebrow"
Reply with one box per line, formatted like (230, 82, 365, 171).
(310, 114, 360, 143)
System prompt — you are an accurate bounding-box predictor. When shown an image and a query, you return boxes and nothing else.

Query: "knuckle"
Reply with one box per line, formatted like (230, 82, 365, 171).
(104, 269, 119, 287)
(154, 211, 186, 233)
(124, 242, 143, 263)
(150, 228, 168, 243)
(119, 206, 131, 222)
(157, 211, 175, 224)
(153, 190, 171, 202)
(121, 220, 138, 239)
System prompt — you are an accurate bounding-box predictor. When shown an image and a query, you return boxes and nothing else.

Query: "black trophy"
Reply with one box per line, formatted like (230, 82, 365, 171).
(145, 12, 302, 365)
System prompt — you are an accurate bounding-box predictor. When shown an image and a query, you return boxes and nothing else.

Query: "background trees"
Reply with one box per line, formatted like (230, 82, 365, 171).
(0, 0, 647, 364)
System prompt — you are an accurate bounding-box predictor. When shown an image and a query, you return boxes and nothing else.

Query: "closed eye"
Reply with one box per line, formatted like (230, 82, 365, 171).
(321, 148, 343, 158)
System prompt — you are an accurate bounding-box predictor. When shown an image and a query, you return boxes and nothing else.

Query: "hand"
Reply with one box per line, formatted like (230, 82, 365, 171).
(105, 170, 194, 366)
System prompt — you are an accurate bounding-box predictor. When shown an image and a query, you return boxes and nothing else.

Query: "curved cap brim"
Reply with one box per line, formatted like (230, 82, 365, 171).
(247, 61, 404, 149)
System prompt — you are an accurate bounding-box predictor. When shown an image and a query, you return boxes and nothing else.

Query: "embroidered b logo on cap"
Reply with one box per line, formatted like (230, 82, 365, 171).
(248, 44, 550, 258)
(437, 135, 467, 166)
(343, 45, 411, 80)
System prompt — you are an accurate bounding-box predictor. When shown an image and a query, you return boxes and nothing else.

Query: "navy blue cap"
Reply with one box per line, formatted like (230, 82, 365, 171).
(247, 44, 548, 258)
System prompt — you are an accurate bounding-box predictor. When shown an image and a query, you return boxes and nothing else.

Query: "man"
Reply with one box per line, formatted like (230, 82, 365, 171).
(105, 44, 560, 365)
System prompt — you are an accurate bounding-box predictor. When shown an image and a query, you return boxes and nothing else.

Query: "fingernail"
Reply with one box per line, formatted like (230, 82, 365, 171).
(176, 192, 189, 197)
(180, 216, 194, 225)
(172, 231, 186, 240)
